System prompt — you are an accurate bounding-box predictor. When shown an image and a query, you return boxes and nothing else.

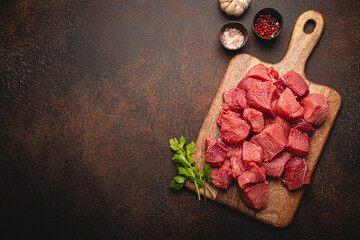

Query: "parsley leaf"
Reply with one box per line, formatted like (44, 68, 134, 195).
(170, 179, 184, 190)
(169, 136, 213, 205)
(179, 136, 186, 149)
(202, 164, 213, 183)
(169, 138, 182, 151)
(186, 141, 197, 155)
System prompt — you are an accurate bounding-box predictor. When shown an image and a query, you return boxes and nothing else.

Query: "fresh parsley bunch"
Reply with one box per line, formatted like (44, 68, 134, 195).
(169, 136, 213, 205)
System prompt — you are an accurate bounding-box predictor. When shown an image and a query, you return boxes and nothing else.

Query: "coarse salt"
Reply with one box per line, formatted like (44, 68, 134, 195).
(221, 28, 244, 49)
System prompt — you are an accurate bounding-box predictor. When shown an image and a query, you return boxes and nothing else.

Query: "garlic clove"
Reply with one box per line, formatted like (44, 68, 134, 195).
(225, 1, 236, 15)
(220, 3, 229, 12)
(239, 0, 250, 10)
(233, 4, 244, 17)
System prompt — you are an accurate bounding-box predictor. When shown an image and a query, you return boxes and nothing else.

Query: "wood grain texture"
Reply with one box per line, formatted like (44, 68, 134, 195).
(185, 10, 341, 227)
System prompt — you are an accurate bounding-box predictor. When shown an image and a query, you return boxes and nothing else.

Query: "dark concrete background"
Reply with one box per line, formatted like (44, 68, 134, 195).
(0, 0, 359, 239)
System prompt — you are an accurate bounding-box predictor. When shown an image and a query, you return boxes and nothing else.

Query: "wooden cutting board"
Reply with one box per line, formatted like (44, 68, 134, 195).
(185, 10, 341, 227)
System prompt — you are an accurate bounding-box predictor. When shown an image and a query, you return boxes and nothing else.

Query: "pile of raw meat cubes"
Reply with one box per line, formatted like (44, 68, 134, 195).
(206, 64, 330, 210)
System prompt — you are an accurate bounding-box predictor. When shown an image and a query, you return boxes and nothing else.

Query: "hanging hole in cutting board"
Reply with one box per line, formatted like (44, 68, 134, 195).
(304, 19, 316, 34)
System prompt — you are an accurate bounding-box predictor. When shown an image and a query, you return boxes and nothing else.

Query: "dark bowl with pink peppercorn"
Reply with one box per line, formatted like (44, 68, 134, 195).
(252, 8, 283, 40)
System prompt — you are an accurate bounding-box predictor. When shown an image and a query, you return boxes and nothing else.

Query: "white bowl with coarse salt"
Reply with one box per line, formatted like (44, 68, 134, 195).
(220, 22, 248, 51)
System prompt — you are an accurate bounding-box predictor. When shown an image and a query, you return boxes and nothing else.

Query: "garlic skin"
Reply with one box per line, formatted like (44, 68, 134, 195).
(219, 0, 251, 17)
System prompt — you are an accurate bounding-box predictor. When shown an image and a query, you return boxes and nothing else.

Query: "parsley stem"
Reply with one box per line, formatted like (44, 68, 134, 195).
(194, 180, 201, 200)
(191, 177, 214, 202)
(189, 175, 214, 198)
(181, 149, 202, 180)
(204, 184, 214, 198)
(204, 186, 207, 206)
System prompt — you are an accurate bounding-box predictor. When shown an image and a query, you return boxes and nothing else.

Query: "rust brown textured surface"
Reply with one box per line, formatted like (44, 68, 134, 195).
(0, 0, 359, 239)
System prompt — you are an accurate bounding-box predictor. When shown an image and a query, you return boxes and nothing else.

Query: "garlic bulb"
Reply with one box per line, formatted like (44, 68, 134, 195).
(219, 0, 251, 17)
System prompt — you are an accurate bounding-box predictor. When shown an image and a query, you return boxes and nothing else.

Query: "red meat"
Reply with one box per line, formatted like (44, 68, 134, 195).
(300, 93, 330, 126)
(217, 104, 229, 126)
(242, 108, 264, 133)
(265, 115, 291, 137)
(226, 145, 241, 159)
(217, 104, 241, 127)
(282, 157, 310, 190)
(276, 88, 305, 122)
(229, 147, 247, 179)
(223, 88, 249, 113)
(210, 159, 233, 190)
(275, 70, 309, 100)
(287, 128, 310, 157)
(239, 180, 269, 210)
(205, 138, 228, 167)
(237, 77, 262, 91)
(245, 63, 279, 82)
(220, 113, 251, 147)
(292, 120, 315, 136)
(237, 162, 266, 189)
(242, 141, 263, 166)
(210, 66, 325, 200)
(271, 98, 279, 116)
(263, 151, 292, 178)
(251, 124, 287, 161)
(247, 81, 278, 116)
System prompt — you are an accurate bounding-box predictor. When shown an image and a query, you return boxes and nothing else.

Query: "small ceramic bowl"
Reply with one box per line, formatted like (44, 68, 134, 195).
(219, 22, 248, 51)
(252, 8, 283, 40)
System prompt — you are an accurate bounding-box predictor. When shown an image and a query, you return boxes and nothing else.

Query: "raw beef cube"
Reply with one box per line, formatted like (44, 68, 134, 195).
(251, 124, 287, 161)
(247, 81, 279, 116)
(276, 88, 305, 122)
(275, 70, 309, 100)
(226, 145, 241, 159)
(242, 108, 264, 133)
(245, 63, 279, 82)
(239, 180, 269, 210)
(220, 113, 251, 146)
(263, 151, 292, 178)
(265, 115, 291, 137)
(271, 98, 279, 116)
(268, 67, 279, 80)
(205, 138, 228, 167)
(217, 104, 229, 126)
(217, 104, 239, 126)
(211, 159, 233, 190)
(300, 93, 330, 126)
(217, 104, 242, 127)
(237, 162, 266, 189)
(242, 141, 263, 166)
(230, 147, 247, 179)
(292, 120, 315, 136)
(237, 77, 262, 91)
(223, 88, 249, 113)
(287, 128, 310, 157)
(282, 157, 310, 190)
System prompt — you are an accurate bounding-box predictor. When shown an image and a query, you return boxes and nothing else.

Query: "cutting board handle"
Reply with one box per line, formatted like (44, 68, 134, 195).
(279, 11, 324, 73)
